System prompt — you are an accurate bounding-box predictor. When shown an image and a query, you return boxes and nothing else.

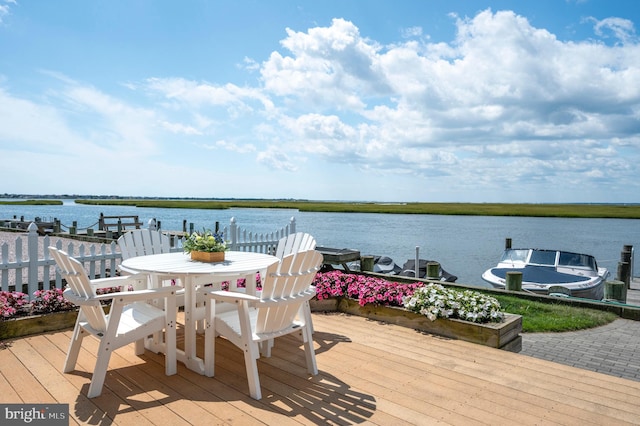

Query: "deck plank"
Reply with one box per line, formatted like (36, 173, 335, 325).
(314, 313, 640, 424)
(2, 312, 640, 425)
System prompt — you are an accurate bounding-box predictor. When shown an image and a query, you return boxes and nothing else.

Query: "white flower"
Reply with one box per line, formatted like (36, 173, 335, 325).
(403, 283, 504, 324)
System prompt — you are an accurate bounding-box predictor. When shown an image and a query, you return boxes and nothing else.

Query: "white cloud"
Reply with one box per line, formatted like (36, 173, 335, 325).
(255, 10, 640, 191)
(215, 139, 256, 154)
(159, 120, 202, 135)
(0, 1, 14, 25)
(256, 147, 299, 171)
(401, 26, 423, 39)
(590, 16, 637, 44)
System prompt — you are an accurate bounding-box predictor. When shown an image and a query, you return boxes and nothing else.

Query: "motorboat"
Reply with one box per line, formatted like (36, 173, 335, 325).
(481, 248, 609, 300)
(373, 256, 458, 282)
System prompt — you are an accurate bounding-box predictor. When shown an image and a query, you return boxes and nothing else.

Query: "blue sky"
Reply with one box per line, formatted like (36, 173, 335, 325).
(1, 1, 639, 202)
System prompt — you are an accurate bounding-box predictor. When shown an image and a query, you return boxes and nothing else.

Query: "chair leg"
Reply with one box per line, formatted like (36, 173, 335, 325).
(165, 296, 177, 376)
(134, 339, 145, 355)
(259, 339, 274, 357)
(63, 325, 86, 373)
(300, 327, 318, 375)
(204, 298, 216, 377)
(304, 301, 314, 334)
(87, 341, 113, 398)
(244, 342, 262, 400)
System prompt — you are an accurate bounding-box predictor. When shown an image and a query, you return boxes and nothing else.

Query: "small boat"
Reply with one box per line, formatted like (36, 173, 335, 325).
(481, 248, 609, 300)
(373, 256, 458, 282)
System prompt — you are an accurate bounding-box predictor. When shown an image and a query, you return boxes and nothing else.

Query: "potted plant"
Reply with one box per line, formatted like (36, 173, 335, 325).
(183, 228, 229, 262)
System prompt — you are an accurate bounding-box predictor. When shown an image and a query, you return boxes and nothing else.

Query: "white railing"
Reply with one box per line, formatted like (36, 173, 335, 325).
(224, 216, 296, 253)
(0, 217, 296, 300)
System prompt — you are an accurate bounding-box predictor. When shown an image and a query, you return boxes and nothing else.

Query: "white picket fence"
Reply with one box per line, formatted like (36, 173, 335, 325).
(0, 216, 296, 300)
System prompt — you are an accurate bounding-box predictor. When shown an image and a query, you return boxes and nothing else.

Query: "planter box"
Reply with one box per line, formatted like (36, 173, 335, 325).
(309, 298, 339, 312)
(0, 310, 78, 340)
(191, 251, 225, 262)
(310, 297, 522, 352)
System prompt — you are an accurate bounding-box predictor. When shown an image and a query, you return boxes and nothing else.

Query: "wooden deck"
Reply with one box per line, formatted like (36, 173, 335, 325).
(2, 313, 640, 425)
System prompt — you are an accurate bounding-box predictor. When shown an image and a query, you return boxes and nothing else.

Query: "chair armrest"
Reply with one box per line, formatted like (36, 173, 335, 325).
(93, 285, 177, 303)
(63, 288, 98, 306)
(202, 289, 259, 303)
(90, 274, 149, 290)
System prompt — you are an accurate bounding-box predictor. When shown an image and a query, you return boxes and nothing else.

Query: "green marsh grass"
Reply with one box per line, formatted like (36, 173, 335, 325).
(491, 294, 618, 332)
(75, 199, 640, 219)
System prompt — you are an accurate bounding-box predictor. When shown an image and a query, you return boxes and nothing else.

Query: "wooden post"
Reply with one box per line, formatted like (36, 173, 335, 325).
(361, 255, 374, 272)
(621, 245, 633, 287)
(617, 261, 631, 290)
(69, 226, 77, 235)
(99, 213, 105, 231)
(604, 280, 626, 303)
(183, 220, 187, 233)
(87, 228, 94, 236)
(427, 262, 440, 280)
(117, 219, 123, 234)
(505, 271, 522, 291)
(54, 219, 60, 233)
(505, 238, 512, 249)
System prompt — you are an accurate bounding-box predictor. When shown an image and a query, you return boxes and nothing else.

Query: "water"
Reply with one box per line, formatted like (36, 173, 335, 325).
(1, 201, 637, 287)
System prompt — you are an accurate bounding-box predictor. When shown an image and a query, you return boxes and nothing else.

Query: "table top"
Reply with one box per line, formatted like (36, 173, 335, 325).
(121, 251, 279, 275)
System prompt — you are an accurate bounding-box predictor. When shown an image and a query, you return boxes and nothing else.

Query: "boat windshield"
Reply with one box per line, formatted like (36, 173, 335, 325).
(558, 252, 597, 270)
(500, 249, 529, 263)
(529, 249, 557, 266)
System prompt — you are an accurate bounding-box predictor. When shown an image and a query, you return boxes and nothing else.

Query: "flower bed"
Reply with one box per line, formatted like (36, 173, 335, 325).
(312, 271, 522, 351)
(314, 270, 505, 324)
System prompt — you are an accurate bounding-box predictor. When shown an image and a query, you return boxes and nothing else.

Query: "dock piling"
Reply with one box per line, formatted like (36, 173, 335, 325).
(506, 271, 523, 291)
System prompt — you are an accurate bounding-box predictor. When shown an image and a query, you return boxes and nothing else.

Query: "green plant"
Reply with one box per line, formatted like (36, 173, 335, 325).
(403, 283, 504, 323)
(490, 294, 618, 332)
(183, 228, 228, 253)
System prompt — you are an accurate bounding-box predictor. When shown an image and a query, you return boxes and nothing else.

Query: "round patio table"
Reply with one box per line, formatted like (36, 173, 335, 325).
(122, 251, 279, 374)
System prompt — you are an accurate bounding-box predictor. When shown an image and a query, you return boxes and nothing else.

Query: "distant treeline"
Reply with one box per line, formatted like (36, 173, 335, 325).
(73, 199, 640, 219)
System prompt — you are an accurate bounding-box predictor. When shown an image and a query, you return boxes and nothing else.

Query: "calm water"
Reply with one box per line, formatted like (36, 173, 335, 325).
(1, 201, 637, 287)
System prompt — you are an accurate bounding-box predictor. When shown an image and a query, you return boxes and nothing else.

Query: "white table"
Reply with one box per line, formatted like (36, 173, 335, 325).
(121, 251, 279, 374)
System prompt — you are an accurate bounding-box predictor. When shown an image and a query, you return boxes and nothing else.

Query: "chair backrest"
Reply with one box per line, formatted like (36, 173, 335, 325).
(49, 247, 108, 334)
(255, 250, 322, 335)
(274, 232, 316, 260)
(118, 229, 172, 260)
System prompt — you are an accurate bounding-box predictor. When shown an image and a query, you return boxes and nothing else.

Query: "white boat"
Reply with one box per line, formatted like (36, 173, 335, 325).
(481, 248, 609, 300)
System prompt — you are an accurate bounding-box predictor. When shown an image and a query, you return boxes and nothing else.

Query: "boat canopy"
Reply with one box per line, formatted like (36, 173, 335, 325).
(501, 249, 598, 271)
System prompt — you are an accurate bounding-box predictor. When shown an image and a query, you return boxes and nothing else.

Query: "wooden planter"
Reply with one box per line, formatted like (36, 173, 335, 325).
(0, 310, 78, 340)
(190, 251, 225, 262)
(310, 297, 522, 352)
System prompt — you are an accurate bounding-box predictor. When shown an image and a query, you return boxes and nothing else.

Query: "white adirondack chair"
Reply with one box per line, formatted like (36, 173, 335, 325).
(275, 232, 317, 333)
(201, 249, 322, 400)
(49, 247, 177, 398)
(274, 232, 317, 259)
(118, 229, 176, 289)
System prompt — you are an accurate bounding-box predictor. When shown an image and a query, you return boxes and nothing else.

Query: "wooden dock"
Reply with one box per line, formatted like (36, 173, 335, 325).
(2, 312, 640, 425)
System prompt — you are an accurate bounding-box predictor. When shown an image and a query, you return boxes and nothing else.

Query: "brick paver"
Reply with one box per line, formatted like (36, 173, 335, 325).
(520, 318, 640, 381)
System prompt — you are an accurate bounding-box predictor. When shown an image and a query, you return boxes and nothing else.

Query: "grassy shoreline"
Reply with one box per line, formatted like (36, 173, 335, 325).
(72, 199, 640, 219)
(0, 199, 63, 206)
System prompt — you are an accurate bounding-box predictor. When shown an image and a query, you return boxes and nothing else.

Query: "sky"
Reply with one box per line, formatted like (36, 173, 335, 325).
(1, 1, 639, 203)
